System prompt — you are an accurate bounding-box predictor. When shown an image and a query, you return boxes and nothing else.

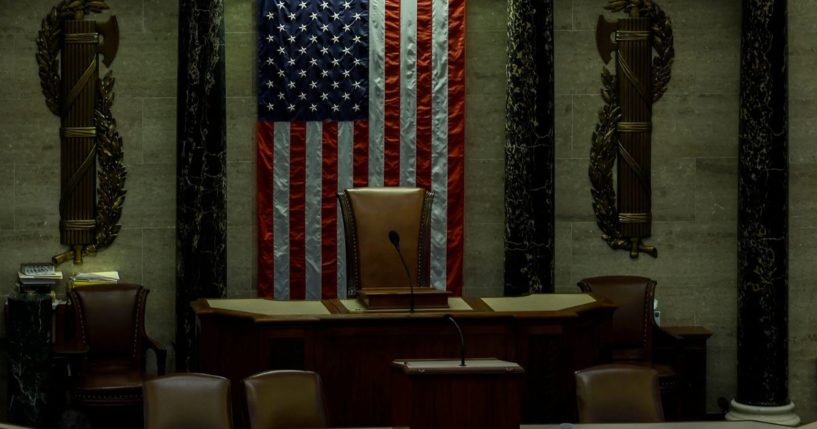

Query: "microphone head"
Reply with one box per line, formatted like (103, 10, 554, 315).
(388, 230, 400, 247)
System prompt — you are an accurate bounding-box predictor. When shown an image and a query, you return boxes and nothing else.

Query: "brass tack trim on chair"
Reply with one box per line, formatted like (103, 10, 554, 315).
(61, 127, 97, 138)
(64, 33, 100, 44)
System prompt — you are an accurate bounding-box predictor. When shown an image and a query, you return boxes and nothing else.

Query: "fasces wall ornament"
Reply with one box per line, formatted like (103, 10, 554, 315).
(36, 0, 125, 265)
(590, 0, 673, 258)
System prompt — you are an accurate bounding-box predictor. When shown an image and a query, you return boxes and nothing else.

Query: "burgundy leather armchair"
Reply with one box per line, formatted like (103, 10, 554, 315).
(67, 283, 166, 418)
(576, 276, 680, 412)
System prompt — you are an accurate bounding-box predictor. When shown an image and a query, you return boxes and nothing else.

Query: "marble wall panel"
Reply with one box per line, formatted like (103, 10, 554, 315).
(144, 0, 179, 34)
(464, 157, 504, 224)
(142, 97, 176, 164)
(789, 95, 817, 164)
(0, 163, 13, 230)
(463, 220, 504, 296)
(120, 163, 176, 228)
(227, 224, 256, 297)
(789, 30, 817, 95)
(111, 98, 144, 165)
(464, 97, 505, 160)
(652, 93, 739, 160)
(651, 157, 695, 222)
(13, 163, 59, 229)
(467, 0, 508, 33)
(555, 158, 593, 222)
(226, 96, 257, 163)
(789, 163, 817, 232)
(115, 33, 177, 98)
(225, 0, 255, 33)
(553, 30, 597, 95)
(467, 30, 506, 83)
(225, 30, 255, 97)
(227, 161, 254, 227)
(0, 99, 60, 164)
(554, 94, 572, 160)
(553, 221, 572, 292)
(694, 158, 738, 223)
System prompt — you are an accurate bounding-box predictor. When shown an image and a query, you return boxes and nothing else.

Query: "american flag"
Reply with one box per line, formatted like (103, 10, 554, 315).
(256, 0, 465, 299)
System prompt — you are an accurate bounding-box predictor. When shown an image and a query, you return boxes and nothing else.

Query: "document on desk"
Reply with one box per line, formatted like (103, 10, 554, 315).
(482, 294, 595, 312)
(206, 299, 331, 315)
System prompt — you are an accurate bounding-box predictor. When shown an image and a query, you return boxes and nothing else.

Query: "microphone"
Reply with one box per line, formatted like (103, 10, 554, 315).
(444, 314, 466, 367)
(388, 230, 415, 312)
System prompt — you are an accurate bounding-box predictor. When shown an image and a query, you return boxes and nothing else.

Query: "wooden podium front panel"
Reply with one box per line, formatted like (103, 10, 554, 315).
(192, 296, 614, 428)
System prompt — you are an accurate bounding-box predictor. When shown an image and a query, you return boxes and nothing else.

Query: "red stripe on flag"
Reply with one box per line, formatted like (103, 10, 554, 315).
(256, 121, 276, 298)
(415, 0, 433, 191)
(289, 122, 307, 300)
(383, 0, 401, 187)
(353, 121, 369, 188)
(447, 0, 466, 296)
(322, 122, 339, 299)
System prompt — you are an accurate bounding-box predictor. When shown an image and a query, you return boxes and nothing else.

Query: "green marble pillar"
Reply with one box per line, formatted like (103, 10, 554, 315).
(7, 294, 53, 427)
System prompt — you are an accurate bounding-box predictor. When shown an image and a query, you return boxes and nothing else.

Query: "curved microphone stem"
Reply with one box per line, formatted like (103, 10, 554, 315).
(445, 314, 466, 366)
(389, 230, 415, 312)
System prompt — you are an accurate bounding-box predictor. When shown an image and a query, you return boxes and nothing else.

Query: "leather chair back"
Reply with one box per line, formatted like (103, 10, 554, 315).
(575, 364, 664, 423)
(70, 283, 147, 367)
(243, 370, 327, 429)
(338, 187, 433, 296)
(144, 373, 232, 429)
(577, 275, 656, 361)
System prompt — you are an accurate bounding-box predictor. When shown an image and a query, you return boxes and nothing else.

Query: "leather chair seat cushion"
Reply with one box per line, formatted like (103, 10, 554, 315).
(75, 360, 147, 402)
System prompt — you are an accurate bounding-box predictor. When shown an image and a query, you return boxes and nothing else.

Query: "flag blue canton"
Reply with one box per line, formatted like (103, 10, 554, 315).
(258, 0, 369, 122)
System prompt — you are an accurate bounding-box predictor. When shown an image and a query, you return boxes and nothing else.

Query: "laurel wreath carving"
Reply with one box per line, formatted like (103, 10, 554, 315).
(590, 68, 629, 251)
(36, 0, 125, 262)
(589, 0, 673, 252)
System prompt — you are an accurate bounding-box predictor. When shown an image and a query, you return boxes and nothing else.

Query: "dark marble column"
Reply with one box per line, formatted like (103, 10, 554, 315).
(7, 294, 53, 427)
(728, 0, 797, 425)
(176, 0, 227, 371)
(504, 0, 555, 295)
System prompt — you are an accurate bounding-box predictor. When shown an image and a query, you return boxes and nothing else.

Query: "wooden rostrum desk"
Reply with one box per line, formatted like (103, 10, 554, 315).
(193, 294, 614, 428)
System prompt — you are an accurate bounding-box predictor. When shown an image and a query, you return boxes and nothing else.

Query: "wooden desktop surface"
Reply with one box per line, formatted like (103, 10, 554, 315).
(193, 294, 614, 428)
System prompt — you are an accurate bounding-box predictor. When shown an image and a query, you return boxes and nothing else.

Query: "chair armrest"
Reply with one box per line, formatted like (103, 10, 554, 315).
(144, 336, 167, 375)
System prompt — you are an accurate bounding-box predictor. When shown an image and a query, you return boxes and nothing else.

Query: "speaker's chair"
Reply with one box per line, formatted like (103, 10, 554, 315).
(338, 187, 434, 297)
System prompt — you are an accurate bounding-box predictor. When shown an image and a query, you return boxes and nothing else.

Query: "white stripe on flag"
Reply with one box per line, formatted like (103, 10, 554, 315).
(368, 0, 386, 187)
(337, 122, 355, 298)
(430, 0, 449, 290)
(400, 0, 418, 187)
(273, 122, 291, 300)
(305, 122, 323, 300)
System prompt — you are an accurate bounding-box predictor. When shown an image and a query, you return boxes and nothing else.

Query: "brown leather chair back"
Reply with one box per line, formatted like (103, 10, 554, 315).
(338, 187, 433, 296)
(144, 373, 232, 429)
(243, 370, 327, 429)
(70, 283, 147, 367)
(575, 364, 664, 423)
(577, 276, 656, 361)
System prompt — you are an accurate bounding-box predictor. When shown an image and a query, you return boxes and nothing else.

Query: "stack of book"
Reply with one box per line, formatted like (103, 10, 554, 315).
(70, 271, 120, 287)
(18, 263, 63, 294)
